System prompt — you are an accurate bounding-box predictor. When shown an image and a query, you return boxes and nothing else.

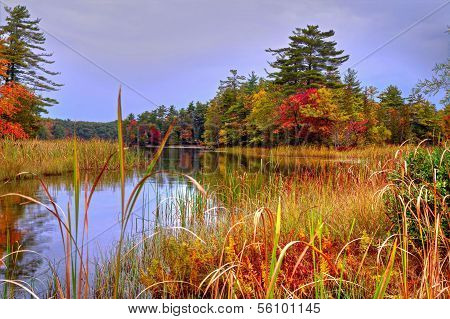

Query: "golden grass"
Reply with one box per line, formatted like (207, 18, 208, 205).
(0, 138, 143, 181)
(219, 144, 415, 162)
(94, 145, 448, 299)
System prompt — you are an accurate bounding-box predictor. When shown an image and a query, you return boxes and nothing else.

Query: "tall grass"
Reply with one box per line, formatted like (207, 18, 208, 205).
(93, 143, 448, 299)
(220, 144, 415, 162)
(112, 88, 176, 298)
(0, 138, 143, 181)
(0, 88, 176, 298)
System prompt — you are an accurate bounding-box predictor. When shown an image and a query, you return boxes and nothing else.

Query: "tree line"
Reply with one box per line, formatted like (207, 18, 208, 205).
(37, 101, 208, 145)
(202, 25, 449, 147)
(38, 118, 118, 140)
(123, 102, 208, 146)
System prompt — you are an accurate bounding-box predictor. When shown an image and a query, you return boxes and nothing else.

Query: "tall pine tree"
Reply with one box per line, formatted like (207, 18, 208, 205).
(1, 5, 61, 110)
(266, 25, 349, 93)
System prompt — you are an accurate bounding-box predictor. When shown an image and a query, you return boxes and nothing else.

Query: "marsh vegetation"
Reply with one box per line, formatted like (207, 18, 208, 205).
(1, 133, 448, 299)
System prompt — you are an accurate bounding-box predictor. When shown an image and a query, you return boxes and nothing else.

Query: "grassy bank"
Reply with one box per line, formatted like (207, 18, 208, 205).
(1, 141, 448, 299)
(94, 161, 387, 298)
(219, 144, 416, 162)
(0, 139, 143, 181)
(92, 145, 448, 299)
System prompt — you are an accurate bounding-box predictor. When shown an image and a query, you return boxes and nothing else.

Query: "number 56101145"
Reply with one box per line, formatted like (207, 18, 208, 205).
(257, 302, 320, 314)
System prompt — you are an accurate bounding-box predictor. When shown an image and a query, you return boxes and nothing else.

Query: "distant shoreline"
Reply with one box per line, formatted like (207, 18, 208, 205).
(145, 144, 208, 149)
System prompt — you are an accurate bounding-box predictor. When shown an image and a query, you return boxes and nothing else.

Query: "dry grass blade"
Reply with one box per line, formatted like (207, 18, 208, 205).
(0, 279, 40, 299)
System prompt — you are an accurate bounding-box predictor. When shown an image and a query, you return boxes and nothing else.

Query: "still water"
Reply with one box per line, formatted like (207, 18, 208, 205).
(0, 148, 356, 296)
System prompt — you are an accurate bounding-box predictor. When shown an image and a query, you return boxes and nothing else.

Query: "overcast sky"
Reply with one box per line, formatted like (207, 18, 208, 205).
(1, 0, 448, 121)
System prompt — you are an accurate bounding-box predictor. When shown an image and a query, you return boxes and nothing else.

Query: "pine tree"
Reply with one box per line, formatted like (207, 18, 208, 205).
(343, 68, 361, 94)
(379, 85, 404, 110)
(219, 69, 245, 92)
(266, 25, 349, 93)
(0, 5, 61, 109)
(341, 68, 363, 118)
(379, 85, 411, 143)
(408, 93, 439, 141)
(414, 61, 449, 105)
(192, 101, 207, 141)
(243, 71, 259, 94)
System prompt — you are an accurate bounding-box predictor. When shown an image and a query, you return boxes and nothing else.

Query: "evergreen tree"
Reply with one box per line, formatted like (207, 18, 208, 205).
(0, 5, 61, 109)
(408, 93, 439, 141)
(343, 68, 361, 94)
(379, 85, 404, 111)
(192, 101, 207, 141)
(266, 25, 349, 93)
(414, 61, 449, 105)
(243, 71, 259, 94)
(204, 100, 223, 146)
(379, 85, 411, 143)
(209, 69, 248, 145)
(341, 68, 363, 118)
(219, 69, 245, 92)
(361, 86, 391, 144)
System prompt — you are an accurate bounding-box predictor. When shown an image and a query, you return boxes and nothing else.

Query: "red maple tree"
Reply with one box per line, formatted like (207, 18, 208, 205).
(277, 88, 319, 132)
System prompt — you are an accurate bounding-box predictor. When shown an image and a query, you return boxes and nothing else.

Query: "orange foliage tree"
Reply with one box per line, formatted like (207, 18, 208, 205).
(0, 44, 36, 139)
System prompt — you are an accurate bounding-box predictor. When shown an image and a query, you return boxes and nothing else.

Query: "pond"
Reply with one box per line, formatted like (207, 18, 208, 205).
(0, 148, 359, 297)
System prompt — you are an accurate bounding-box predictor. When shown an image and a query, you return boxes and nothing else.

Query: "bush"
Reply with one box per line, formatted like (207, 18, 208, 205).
(385, 147, 449, 241)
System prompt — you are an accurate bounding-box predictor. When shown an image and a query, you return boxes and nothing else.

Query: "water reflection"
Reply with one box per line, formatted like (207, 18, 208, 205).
(0, 148, 359, 295)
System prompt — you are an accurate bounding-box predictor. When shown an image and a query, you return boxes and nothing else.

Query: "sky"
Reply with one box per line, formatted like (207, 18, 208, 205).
(1, 0, 448, 121)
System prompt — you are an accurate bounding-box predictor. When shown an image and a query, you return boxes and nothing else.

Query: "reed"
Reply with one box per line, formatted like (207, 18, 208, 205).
(0, 138, 143, 181)
(219, 144, 415, 162)
(111, 88, 175, 298)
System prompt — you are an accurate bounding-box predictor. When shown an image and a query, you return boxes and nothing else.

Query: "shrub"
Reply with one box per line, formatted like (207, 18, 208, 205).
(385, 147, 449, 241)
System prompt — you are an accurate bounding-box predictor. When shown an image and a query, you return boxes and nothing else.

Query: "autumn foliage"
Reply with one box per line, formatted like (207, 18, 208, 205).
(0, 45, 36, 139)
(0, 81, 36, 139)
(277, 88, 319, 132)
(126, 119, 162, 145)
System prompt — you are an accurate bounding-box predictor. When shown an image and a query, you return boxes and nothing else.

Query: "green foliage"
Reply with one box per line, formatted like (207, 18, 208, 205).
(378, 86, 413, 143)
(343, 68, 362, 95)
(132, 102, 207, 145)
(385, 148, 449, 241)
(247, 84, 284, 145)
(414, 60, 449, 105)
(39, 118, 118, 140)
(267, 25, 349, 93)
(204, 100, 223, 147)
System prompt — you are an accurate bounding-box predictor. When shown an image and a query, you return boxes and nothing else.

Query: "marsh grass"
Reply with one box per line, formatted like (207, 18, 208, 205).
(219, 144, 416, 162)
(0, 138, 143, 181)
(94, 143, 448, 299)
